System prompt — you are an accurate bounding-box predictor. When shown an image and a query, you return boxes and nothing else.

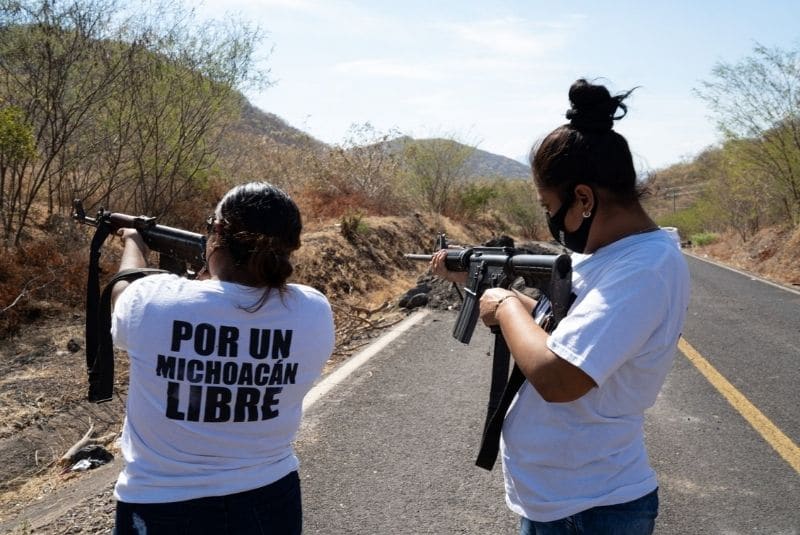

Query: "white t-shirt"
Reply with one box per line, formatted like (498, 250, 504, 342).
(111, 275, 335, 503)
(501, 229, 690, 522)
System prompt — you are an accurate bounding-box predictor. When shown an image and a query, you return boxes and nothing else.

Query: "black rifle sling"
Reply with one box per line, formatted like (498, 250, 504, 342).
(475, 293, 575, 471)
(481, 328, 510, 433)
(475, 329, 524, 470)
(85, 222, 113, 376)
(85, 224, 167, 402)
(475, 362, 525, 470)
(90, 268, 166, 402)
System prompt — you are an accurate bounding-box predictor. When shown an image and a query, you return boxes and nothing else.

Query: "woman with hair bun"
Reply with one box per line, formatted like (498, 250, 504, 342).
(110, 182, 335, 534)
(432, 79, 690, 534)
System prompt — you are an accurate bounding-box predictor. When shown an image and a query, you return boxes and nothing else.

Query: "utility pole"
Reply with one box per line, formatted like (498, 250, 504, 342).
(664, 188, 679, 213)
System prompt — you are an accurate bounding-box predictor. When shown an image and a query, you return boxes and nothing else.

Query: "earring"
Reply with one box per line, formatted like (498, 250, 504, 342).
(582, 210, 592, 218)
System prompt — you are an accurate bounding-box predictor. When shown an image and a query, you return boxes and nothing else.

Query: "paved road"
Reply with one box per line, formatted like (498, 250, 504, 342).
(648, 255, 800, 534)
(296, 254, 800, 534)
(296, 312, 517, 534)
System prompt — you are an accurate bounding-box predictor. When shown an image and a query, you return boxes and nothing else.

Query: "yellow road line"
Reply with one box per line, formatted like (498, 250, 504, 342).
(678, 338, 800, 474)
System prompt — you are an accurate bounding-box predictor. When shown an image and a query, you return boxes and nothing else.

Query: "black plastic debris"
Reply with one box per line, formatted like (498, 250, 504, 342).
(69, 444, 114, 471)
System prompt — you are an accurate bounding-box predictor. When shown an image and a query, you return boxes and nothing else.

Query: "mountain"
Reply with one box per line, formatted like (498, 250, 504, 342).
(233, 102, 531, 181)
(235, 99, 326, 150)
(465, 146, 531, 180)
(371, 135, 530, 181)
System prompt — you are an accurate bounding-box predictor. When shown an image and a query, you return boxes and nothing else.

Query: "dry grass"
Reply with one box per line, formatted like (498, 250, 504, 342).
(692, 225, 800, 287)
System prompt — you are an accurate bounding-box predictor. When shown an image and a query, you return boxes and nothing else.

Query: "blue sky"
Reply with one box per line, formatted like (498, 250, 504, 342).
(196, 0, 800, 171)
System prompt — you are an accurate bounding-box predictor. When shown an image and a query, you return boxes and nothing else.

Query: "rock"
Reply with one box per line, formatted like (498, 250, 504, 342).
(406, 293, 428, 309)
(398, 282, 432, 308)
(66, 339, 81, 353)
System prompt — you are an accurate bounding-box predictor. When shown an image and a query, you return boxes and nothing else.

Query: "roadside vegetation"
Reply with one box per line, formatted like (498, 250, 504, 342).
(644, 43, 800, 285)
(0, 0, 544, 339)
(2, 1, 799, 343)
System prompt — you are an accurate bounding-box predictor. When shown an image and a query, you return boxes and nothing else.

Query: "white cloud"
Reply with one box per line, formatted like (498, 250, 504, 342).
(250, 0, 322, 12)
(209, 0, 341, 16)
(334, 59, 444, 81)
(440, 17, 572, 58)
(401, 91, 457, 108)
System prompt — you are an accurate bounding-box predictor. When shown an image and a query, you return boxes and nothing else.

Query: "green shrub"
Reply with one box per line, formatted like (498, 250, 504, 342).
(486, 180, 543, 238)
(340, 212, 368, 241)
(690, 232, 719, 246)
(656, 203, 715, 239)
(456, 183, 498, 217)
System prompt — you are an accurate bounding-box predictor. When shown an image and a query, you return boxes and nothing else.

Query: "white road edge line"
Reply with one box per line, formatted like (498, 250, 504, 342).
(303, 309, 431, 411)
(684, 250, 800, 297)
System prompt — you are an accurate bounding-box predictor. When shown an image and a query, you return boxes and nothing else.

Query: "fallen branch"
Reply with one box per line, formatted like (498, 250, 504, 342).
(58, 426, 118, 467)
(0, 269, 56, 314)
(348, 301, 390, 315)
(59, 423, 94, 466)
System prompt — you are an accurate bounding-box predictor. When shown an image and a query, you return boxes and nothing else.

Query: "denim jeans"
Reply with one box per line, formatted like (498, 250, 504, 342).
(519, 488, 658, 535)
(113, 471, 301, 535)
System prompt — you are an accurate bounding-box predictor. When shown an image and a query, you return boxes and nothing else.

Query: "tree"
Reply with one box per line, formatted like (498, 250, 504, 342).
(488, 179, 543, 238)
(695, 144, 769, 241)
(0, 105, 36, 235)
(0, 0, 266, 243)
(457, 182, 497, 218)
(308, 123, 405, 215)
(0, 0, 136, 243)
(696, 43, 800, 226)
(401, 137, 475, 214)
(98, 6, 266, 219)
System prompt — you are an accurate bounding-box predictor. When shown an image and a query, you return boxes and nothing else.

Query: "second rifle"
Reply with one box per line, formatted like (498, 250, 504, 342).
(405, 236, 574, 470)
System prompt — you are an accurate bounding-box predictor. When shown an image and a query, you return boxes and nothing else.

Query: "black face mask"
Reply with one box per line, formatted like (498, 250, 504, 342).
(545, 192, 598, 253)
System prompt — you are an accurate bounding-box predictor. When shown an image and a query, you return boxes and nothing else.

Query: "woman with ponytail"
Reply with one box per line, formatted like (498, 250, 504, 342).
(111, 182, 335, 534)
(433, 79, 690, 534)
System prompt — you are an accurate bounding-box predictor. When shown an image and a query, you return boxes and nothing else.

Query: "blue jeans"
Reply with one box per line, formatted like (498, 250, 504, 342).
(520, 488, 658, 535)
(113, 471, 301, 535)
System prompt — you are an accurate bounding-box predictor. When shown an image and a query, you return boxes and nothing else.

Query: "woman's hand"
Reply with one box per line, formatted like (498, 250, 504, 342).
(117, 228, 150, 258)
(430, 249, 468, 284)
(479, 288, 519, 327)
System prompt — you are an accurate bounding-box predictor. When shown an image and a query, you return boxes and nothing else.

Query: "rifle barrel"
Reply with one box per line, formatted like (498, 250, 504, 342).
(404, 254, 433, 261)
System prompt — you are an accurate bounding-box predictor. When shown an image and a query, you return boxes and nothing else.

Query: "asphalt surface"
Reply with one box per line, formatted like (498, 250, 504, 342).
(647, 254, 800, 534)
(296, 253, 800, 535)
(296, 312, 517, 534)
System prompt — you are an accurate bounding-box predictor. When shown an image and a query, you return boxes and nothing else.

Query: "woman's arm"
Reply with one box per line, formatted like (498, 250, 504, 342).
(111, 229, 150, 306)
(479, 288, 596, 402)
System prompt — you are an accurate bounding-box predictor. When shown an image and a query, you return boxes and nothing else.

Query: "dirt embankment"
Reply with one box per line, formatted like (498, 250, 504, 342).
(690, 226, 800, 288)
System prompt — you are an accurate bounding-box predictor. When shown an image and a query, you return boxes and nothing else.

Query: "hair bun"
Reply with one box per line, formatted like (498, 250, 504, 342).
(565, 79, 633, 132)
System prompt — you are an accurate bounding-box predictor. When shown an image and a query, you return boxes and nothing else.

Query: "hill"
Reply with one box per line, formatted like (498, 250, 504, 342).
(222, 105, 532, 187)
(249, 125, 533, 182)
(641, 154, 713, 222)
(234, 99, 326, 150)
(373, 135, 530, 181)
(464, 146, 531, 180)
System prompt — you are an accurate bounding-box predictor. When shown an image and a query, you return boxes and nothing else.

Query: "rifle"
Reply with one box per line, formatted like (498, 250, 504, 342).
(72, 200, 206, 275)
(404, 234, 572, 343)
(405, 234, 573, 470)
(72, 200, 207, 402)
